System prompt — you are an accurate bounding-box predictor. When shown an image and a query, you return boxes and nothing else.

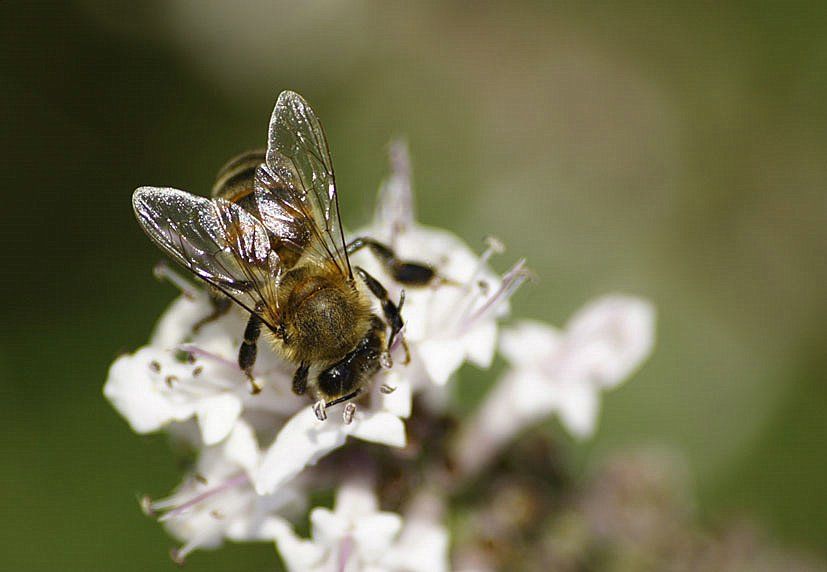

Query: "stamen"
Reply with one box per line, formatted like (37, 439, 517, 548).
(337, 534, 355, 572)
(467, 236, 505, 288)
(177, 344, 239, 371)
(150, 472, 249, 523)
(452, 236, 508, 329)
(462, 259, 531, 333)
(139, 494, 155, 517)
(170, 538, 204, 567)
(153, 261, 198, 300)
(169, 546, 186, 566)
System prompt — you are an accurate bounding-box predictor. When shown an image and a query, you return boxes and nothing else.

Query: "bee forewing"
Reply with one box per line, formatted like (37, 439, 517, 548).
(132, 186, 280, 325)
(256, 90, 352, 277)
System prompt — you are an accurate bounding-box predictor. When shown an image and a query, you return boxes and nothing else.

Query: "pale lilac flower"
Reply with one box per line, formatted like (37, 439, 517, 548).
(352, 141, 529, 389)
(143, 420, 302, 564)
(105, 288, 412, 497)
(104, 293, 301, 445)
(273, 481, 450, 572)
(455, 295, 655, 475)
(253, 375, 410, 495)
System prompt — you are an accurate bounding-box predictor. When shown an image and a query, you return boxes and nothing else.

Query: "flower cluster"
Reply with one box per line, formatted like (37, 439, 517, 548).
(104, 141, 655, 569)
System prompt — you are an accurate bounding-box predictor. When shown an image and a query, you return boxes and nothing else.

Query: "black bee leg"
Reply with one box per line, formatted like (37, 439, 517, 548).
(347, 237, 437, 285)
(238, 314, 262, 394)
(192, 292, 233, 333)
(316, 390, 362, 423)
(355, 266, 409, 364)
(292, 362, 309, 395)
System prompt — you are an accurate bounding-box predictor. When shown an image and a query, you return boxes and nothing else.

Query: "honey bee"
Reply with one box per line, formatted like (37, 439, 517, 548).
(133, 91, 436, 422)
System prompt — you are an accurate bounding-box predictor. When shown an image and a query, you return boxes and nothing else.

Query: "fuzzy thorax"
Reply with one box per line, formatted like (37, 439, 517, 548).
(266, 265, 373, 365)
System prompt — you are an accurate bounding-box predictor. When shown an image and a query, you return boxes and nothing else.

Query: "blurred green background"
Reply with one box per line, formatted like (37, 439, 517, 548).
(2, 1, 825, 570)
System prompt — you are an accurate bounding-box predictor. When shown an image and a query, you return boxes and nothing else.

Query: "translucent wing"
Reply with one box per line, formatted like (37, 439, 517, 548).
(133, 187, 282, 328)
(254, 90, 352, 277)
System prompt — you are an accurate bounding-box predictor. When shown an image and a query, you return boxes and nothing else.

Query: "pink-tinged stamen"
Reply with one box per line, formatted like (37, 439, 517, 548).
(153, 261, 199, 300)
(178, 344, 241, 371)
(453, 236, 507, 328)
(461, 259, 530, 333)
(147, 472, 249, 522)
(337, 534, 355, 572)
(465, 236, 505, 291)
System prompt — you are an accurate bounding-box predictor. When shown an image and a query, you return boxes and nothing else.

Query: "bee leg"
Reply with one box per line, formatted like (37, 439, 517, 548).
(312, 399, 327, 421)
(238, 314, 262, 394)
(343, 402, 357, 425)
(355, 267, 406, 360)
(292, 362, 309, 395)
(192, 293, 233, 333)
(347, 237, 437, 285)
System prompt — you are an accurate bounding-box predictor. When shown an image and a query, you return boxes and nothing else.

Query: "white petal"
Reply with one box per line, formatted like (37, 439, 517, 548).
(274, 521, 327, 572)
(310, 507, 350, 547)
(196, 393, 243, 445)
(222, 419, 259, 474)
(353, 513, 403, 562)
(379, 375, 412, 418)
(499, 320, 562, 367)
(382, 520, 450, 572)
(464, 320, 498, 369)
(349, 411, 407, 448)
(564, 295, 656, 389)
(103, 348, 189, 434)
(254, 408, 347, 495)
(334, 481, 379, 519)
(417, 338, 466, 385)
(509, 369, 560, 420)
(555, 379, 600, 438)
(150, 295, 211, 348)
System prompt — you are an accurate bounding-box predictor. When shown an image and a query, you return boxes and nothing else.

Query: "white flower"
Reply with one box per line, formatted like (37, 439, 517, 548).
(253, 375, 411, 495)
(143, 421, 302, 564)
(352, 140, 529, 388)
(103, 281, 412, 497)
(455, 295, 655, 474)
(104, 294, 302, 445)
(273, 481, 450, 572)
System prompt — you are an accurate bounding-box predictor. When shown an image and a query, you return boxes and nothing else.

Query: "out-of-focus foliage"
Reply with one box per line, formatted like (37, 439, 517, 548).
(1, 2, 825, 570)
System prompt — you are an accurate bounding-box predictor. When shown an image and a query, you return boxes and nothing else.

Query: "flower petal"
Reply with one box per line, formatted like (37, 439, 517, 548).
(499, 320, 562, 367)
(150, 295, 211, 348)
(103, 348, 190, 434)
(196, 393, 243, 445)
(417, 338, 466, 385)
(254, 408, 348, 495)
(555, 379, 600, 438)
(222, 419, 260, 474)
(378, 374, 412, 418)
(564, 295, 655, 389)
(353, 513, 403, 561)
(464, 319, 498, 369)
(349, 410, 407, 448)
